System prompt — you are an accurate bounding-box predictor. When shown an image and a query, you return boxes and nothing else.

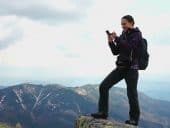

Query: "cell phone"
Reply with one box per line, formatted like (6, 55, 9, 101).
(106, 30, 111, 35)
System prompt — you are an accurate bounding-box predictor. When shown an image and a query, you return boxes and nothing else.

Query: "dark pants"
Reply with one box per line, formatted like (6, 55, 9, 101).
(98, 67, 140, 121)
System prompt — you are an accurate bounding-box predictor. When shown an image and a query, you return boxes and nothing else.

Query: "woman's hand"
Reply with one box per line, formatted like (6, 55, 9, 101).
(108, 31, 117, 43)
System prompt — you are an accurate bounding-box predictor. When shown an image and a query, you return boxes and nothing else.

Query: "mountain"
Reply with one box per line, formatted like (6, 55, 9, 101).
(0, 86, 7, 89)
(0, 83, 95, 128)
(0, 83, 170, 128)
(139, 80, 170, 101)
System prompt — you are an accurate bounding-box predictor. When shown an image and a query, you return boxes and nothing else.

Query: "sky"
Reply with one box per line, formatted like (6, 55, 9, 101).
(0, 0, 170, 87)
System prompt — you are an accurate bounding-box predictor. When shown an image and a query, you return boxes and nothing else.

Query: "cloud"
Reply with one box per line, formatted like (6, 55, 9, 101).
(0, 30, 21, 50)
(0, 0, 92, 23)
(0, 5, 79, 22)
(0, 0, 170, 86)
(0, 16, 22, 49)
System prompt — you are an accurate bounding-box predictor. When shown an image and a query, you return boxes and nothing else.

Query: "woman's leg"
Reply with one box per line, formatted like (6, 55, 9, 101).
(98, 68, 124, 115)
(124, 69, 140, 122)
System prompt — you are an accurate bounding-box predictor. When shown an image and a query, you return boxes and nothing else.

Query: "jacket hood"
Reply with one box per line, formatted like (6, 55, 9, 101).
(123, 27, 141, 34)
(128, 27, 141, 33)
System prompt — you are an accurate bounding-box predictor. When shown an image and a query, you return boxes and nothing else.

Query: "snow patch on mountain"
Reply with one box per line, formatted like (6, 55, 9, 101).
(13, 89, 27, 110)
(32, 89, 51, 110)
(0, 95, 6, 110)
(0, 95, 6, 104)
(47, 100, 58, 111)
(74, 87, 87, 96)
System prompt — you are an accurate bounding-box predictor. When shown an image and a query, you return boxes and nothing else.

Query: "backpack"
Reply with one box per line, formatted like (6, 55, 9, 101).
(138, 38, 149, 70)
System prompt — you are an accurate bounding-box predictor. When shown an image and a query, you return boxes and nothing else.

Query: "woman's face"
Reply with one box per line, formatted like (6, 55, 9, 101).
(121, 18, 133, 31)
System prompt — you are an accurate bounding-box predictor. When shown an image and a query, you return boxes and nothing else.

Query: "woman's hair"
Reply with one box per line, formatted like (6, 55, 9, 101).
(122, 15, 135, 26)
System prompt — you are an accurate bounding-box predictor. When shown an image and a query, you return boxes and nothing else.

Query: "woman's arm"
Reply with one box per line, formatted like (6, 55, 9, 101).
(106, 31, 120, 55)
(108, 41, 120, 55)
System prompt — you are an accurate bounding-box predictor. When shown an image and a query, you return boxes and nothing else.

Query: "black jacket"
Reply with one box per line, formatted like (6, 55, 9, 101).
(108, 27, 142, 69)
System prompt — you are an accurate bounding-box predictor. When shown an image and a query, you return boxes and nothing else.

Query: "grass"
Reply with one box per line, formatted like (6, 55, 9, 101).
(0, 123, 11, 128)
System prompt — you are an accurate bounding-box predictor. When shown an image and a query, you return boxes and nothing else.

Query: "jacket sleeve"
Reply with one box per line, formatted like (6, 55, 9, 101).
(114, 32, 142, 50)
(108, 41, 120, 55)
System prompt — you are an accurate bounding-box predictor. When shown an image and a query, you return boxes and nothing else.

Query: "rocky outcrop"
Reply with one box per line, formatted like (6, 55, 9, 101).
(75, 116, 137, 128)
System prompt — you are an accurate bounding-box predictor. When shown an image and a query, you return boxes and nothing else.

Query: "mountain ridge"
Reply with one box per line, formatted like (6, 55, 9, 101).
(0, 83, 170, 128)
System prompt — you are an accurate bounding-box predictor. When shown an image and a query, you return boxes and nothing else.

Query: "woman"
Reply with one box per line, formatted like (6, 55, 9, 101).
(91, 15, 142, 126)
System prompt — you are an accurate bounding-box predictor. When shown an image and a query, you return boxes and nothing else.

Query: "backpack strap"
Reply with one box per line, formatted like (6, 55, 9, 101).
(130, 50, 133, 62)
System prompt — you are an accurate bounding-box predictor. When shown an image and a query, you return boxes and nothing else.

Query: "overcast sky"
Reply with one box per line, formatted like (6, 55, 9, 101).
(0, 0, 170, 86)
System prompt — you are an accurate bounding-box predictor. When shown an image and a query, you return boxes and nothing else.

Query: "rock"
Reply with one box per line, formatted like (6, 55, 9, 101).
(75, 116, 138, 128)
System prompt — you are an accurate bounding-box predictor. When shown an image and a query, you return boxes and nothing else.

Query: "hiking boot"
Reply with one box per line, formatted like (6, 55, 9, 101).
(91, 112, 108, 119)
(125, 119, 138, 126)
